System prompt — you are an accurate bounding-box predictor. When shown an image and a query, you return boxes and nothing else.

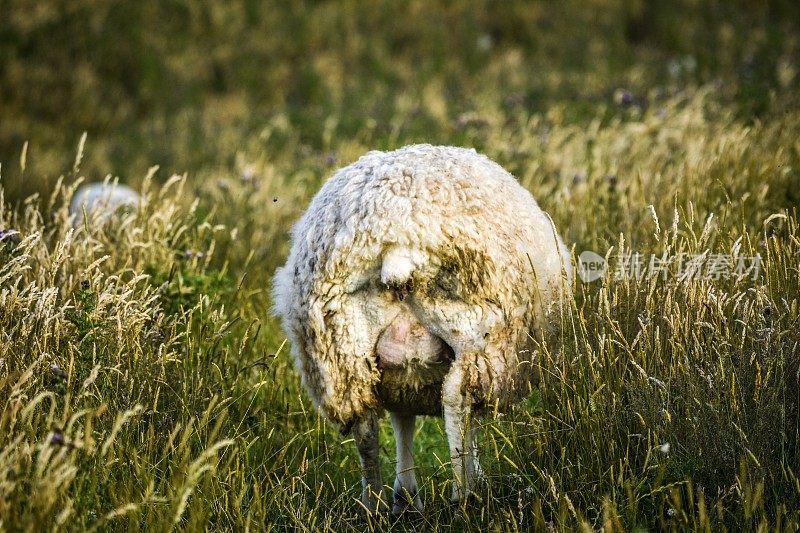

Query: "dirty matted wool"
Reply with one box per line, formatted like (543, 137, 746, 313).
(273, 144, 572, 431)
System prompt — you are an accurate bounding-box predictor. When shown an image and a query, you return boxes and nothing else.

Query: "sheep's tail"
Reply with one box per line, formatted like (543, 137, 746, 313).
(381, 246, 420, 286)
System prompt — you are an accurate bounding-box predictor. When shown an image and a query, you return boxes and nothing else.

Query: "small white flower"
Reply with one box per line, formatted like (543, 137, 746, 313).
(658, 442, 670, 454)
(477, 34, 493, 52)
(668, 59, 681, 78)
(240, 164, 257, 182)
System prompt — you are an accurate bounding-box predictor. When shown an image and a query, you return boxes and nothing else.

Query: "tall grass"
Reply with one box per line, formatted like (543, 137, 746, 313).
(1, 1, 799, 529)
(0, 84, 798, 530)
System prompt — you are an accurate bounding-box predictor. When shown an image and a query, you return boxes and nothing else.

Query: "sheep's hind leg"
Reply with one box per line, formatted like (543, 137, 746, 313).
(353, 413, 389, 514)
(443, 367, 483, 504)
(390, 412, 424, 514)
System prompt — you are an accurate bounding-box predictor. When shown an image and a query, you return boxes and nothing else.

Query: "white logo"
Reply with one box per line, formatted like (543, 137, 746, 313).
(578, 251, 606, 282)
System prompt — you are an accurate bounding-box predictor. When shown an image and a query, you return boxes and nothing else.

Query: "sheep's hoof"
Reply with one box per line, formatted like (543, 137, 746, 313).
(360, 489, 390, 516)
(450, 479, 485, 507)
(392, 483, 423, 515)
(450, 467, 486, 505)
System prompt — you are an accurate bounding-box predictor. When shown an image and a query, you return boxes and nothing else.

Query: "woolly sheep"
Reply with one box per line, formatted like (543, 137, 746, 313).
(273, 144, 572, 514)
(69, 182, 140, 228)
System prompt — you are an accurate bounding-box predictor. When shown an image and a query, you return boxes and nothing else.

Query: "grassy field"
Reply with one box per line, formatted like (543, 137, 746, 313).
(1, 1, 799, 530)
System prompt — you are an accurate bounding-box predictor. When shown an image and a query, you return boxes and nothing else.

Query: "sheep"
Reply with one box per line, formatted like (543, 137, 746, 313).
(69, 182, 140, 228)
(272, 144, 572, 514)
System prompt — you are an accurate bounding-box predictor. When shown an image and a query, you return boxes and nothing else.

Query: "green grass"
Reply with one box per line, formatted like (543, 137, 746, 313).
(1, 1, 799, 531)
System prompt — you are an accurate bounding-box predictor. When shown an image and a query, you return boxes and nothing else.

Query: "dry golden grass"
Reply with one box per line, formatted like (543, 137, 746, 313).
(1, 86, 798, 531)
(1, 1, 799, 530)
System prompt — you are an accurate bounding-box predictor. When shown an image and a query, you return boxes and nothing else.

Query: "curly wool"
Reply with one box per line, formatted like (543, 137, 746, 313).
(273, 144, 571, 430)
(69, 182, 140, 228)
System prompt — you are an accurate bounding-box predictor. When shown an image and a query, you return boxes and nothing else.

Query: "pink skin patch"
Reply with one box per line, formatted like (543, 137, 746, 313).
(376, 310, 449, 370)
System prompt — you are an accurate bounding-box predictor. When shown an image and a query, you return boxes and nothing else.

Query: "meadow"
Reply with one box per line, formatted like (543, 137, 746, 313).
(1, 1, 799, 530)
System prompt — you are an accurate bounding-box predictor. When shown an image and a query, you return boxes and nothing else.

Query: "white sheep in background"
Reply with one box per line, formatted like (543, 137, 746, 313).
(273, 144, 572, 514)
(69, 182, 140, 228)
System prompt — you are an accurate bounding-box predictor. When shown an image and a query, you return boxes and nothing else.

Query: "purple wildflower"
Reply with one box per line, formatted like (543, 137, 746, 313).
(614, 89, 635, 106)
(0, 228, 19, 241)
(184, 249, 205, 260)
(51, 363, 67, 381)
(50, 427, 65, 446)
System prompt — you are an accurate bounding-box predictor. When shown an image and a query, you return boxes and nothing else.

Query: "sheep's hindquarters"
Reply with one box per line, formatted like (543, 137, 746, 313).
(375, 307, 454, 416)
